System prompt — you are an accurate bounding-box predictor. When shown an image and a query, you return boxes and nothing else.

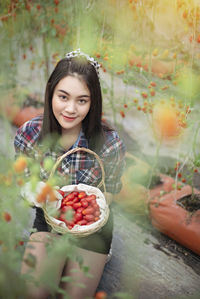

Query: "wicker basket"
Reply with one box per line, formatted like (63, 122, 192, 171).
(43, 147, 110, 237)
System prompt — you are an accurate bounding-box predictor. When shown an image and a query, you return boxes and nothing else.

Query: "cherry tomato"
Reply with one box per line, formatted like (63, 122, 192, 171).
(61, 202, 65, 209)
(95, 291, 107, 299)
(77, 219, 87, 226)
(91, 199, 97, 206)
(63, 195, 73, 203)
(82, 207, 95, 215)
(81, 200, 89, 208)
(78, 191, 86, 199)
(71, 191, 79, 197)
(65, 193, 75, 201)
(77, 207, 84, 213)
(86, 195, 96, 202)
(65, 201, 74, 206)
(86, 221, 95, 225)
(73, 202, 82, 210)
(93, 203, 99, 210)
(73, 197, 79, 203)
(94, 210, 100, 217)
(74, 213, 83, 222)
(84, 214, 95, 221)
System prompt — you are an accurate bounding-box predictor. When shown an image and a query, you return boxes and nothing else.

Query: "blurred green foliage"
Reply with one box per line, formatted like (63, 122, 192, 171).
(0, 0, 200, 297)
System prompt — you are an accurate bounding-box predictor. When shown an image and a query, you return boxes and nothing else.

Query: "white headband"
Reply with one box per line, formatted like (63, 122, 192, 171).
(65, 49, 101, 78)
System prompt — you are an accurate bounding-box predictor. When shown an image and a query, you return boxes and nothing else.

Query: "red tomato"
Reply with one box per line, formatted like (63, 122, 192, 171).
(77, 219, 87, 226)
(63, 194, 73, 203)
(73, 197, 79, 203)
(61, 202, 65, 209)
(86, 195, 96, 202)
(81, 200, 89, 208)
(84, 214, 95, 221)
(74, 213, 83, 222)
(3, 212, 12, 222)
(65, 201, 74, 206)
(73, 202, 82, 210)
(94, 210, 100, 217)
(93, 203, 99, 210)
(71, 191, 79, 197)
(77, 207, 84, 213)
(78, 191, 86, 199)
(18, 241, 24, 246)
(86, 221, 95, 225)
(95, 291, 107, 299)
(66, 193, 75, 200)
(82, 207, 95, 215)
(91, 199, 97, 206)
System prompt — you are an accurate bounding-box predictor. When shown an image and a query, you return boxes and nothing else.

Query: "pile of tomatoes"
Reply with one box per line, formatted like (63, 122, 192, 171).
(57, 190, 101, 229)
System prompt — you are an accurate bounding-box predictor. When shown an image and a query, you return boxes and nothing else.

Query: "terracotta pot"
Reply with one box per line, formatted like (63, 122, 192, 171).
(148, 174, 175, 200)
(4, 105, 21, 122)
(149, 185, 200, 255)
(12, 106, 44, 127)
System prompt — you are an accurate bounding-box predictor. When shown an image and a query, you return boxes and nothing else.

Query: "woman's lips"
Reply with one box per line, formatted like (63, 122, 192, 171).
(62, 114, 76, 121)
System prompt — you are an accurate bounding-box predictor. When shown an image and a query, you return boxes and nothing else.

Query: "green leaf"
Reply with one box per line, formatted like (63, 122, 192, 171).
(74, 282, 86, 289)
(114, 292, 134, 299)
(61, 276, 73, 283)
(102, 88, 108, 94)
(76, 254, 83, 266)
(40, 26, 48, 34)
(23, 253, 36, 268)
(81, 265, 89, 273)
(50, 28, 57, 37)
(65, 210, 74, 221)
(70, 268, 79, 273)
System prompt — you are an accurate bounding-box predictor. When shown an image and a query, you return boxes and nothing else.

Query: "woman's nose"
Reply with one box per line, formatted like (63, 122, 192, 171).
(64, 100, 76, 113)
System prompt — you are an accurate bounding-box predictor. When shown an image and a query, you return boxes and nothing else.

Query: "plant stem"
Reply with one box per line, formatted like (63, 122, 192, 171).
(147, 139, 161, 189)
(192, 121, 200, 160)
(109, 72, 117, 125)
(42, 33, 49, 81)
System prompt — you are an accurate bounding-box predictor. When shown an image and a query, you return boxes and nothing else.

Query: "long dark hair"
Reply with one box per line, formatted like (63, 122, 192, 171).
(40, 56, 107, 151)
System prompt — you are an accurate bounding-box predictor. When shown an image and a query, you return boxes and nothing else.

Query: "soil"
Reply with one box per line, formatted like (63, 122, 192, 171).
(22, 94, 44, 109)
(177, 193, 200, 213)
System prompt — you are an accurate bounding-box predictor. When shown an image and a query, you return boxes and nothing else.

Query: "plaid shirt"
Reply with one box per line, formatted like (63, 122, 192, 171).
(14, 115, 126, 194)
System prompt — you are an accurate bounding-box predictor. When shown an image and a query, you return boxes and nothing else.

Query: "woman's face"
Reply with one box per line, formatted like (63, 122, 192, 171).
(52, 75, 91, 135)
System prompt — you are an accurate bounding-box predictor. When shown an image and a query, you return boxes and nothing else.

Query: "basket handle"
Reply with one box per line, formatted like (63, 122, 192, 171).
(49, 147, 106, 193)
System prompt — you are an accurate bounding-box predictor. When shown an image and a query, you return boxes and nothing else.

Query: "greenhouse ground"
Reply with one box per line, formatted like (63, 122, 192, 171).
(1, 117, 200, 299)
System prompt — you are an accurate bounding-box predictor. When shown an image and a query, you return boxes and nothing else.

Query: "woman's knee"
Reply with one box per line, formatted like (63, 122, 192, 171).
(29, 231, 53, 243)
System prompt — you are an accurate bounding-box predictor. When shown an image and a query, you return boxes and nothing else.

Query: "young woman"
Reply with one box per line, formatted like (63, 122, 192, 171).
(14, 49, 126, 299)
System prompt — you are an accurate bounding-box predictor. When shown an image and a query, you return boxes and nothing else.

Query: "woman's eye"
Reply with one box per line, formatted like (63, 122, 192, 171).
(59, 95, 67, 100)
(79, 99, 87, 104)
